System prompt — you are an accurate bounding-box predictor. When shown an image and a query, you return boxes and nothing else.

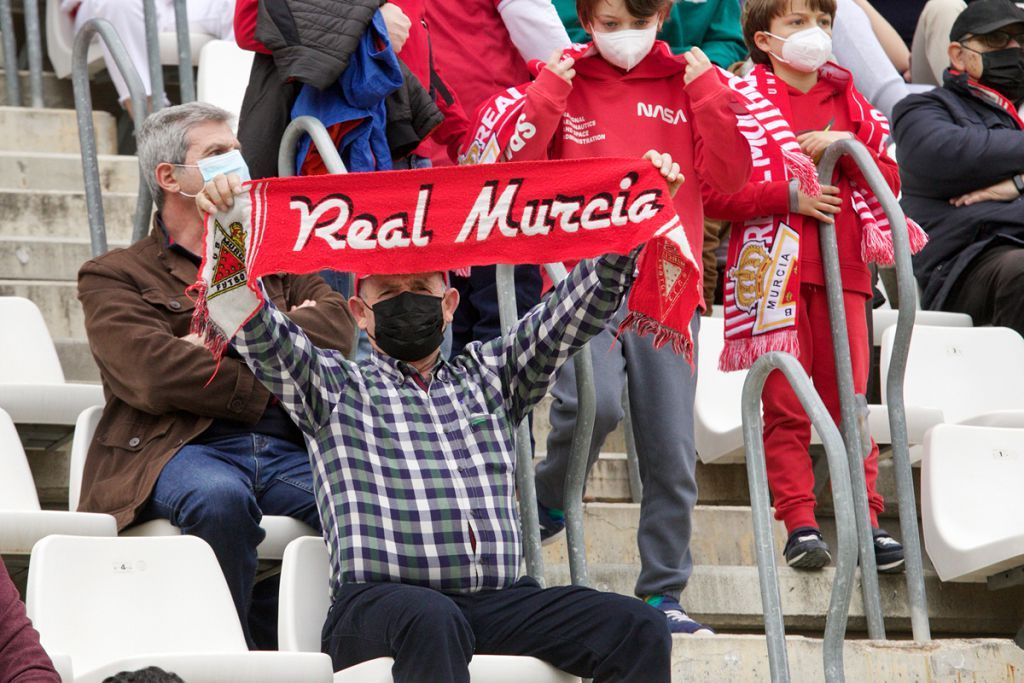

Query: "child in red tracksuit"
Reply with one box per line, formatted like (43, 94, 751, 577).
(467, 0, 752, 634)
(702, 0, 913, 573)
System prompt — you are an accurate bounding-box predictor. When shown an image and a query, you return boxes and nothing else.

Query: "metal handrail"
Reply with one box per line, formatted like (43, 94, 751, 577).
(0, 0, 18, 106)
(816, 140, 882, 639)
(818, 139, 931, 642)
(23, 0, 42, 107)
(142, 0, 193, 105)
(542, 261, 595, 586)
(743, 352, 859, 683)
(73, 19, 152, 255)
(277, 116, 360, 361)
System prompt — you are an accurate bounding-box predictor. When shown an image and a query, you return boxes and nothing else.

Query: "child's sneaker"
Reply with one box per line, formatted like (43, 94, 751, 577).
(537, 501, 565, 545)
(645, 595, 715, 635)
(784, 527, 832, 570)
(873, 528, 905, 573)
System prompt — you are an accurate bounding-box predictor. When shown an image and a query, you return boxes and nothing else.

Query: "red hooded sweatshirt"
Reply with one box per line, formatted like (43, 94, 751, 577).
(506, 42, 752, 305)
(701, 71, 900, 295)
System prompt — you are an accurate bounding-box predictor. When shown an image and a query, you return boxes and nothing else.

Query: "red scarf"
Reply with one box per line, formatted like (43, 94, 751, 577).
(951, 69, 1024, 130)
(190, 158, 700, 359)
(719, 64, 928, 371)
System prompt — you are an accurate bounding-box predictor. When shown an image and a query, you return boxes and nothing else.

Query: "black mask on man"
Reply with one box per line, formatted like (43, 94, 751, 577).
(367, 291, 445, 362)
(979, 47, 1024, 103)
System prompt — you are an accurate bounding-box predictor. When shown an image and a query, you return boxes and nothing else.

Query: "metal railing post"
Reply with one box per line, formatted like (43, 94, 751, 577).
(23, 0, 42, 107)
(142, 0, 164, 113)
(621, 387, 643, 503)
(743, 352, 859, 683)
(277, 116, 360, 360)
(816, 140, 886, 640)
(73, 19, 152, 255)
(0, 0, 19, 106)
(543, 261, 595, 587)
(172, 0, 194, 102)
(819, 139, 931, 642)
(496, 264, 547, 584)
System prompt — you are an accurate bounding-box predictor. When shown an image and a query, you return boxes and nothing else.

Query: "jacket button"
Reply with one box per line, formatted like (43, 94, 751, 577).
(229, 399, 243, 411)
(168, 300, 182, 310)
(128, 437, 141, 448)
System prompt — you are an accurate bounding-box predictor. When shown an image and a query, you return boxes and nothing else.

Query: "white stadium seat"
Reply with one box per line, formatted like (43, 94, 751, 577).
(279, 537, 581, 683)
(69, 405, 317, 560)
(922, 424, 1024, 583)
(46, 0, 214, 80)
(196, 39, 255, 129)
(694, 316, 942, 464)
(881, 325, 1024, 427)
(0, 407, 115, 556)
(871, 308, 973, 347)
(27, 534, 333, 683)
(0, 297, 103, 444)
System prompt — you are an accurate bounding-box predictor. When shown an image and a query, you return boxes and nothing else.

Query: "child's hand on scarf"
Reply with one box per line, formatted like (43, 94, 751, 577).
(643, 150, 684, 197)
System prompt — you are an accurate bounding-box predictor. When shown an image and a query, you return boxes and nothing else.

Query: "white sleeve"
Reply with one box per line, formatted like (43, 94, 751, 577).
(496, 0, 572, 64)
(832, 0, 911, 119)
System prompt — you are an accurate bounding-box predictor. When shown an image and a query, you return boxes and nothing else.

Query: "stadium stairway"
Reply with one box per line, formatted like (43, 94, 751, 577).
(1, 63, 1022, 681)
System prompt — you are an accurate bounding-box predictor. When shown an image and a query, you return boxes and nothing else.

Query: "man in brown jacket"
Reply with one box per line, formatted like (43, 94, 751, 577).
(76, 102, 355, 649)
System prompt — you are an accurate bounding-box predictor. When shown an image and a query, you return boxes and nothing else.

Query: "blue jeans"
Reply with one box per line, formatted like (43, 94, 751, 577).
(139, 434, 321, 649)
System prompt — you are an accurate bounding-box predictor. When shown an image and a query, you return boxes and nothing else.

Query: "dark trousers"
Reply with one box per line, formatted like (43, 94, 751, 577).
(321, 577, 671, 683)
(944, 243, 1024, 337)
(451, 264, 542, 356)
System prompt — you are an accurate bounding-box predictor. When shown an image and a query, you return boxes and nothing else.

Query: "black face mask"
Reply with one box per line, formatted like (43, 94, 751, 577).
(366, 291, 445, 362)
(979, 46, 1024, 103)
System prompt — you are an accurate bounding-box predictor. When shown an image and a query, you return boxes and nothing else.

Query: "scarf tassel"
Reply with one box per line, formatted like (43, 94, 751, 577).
(185, 281, 229, 385)
(718, 329, 800, 372)
(619, 311, 694, 365)
(782, 148, 822, 197)
(861, 218, 930, 266)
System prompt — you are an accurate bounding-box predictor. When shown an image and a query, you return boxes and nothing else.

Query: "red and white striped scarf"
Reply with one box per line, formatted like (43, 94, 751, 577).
(719, 63, 928, 371)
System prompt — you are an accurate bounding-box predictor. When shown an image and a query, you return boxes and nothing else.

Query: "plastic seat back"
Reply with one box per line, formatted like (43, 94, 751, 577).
(197, 40, 255, 130)
(881, 325, 1024, 424)
(0, 297, 65, 384)
(0, 407, 42, 510)
(278, 536, 332, 652)
(69, 406, 103, 511)
(922, 424, 1024, 582)
(27, 535, 248, 676)
(694, 315, 747, 463)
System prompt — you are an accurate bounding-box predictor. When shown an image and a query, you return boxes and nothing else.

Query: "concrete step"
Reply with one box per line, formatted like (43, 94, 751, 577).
(0, 280, 85, 338)
(55, 337, 100, 383)
(546, 563, 1024, 636)
(539, 501, 934, 572)
(0, 70, 74, 109)
(0, 151, 139, 192)
(0, 106, 117, 155)
(0, 188, 137, 241)
(669, 635, 1024, 683)
(0, 236, 128, 281)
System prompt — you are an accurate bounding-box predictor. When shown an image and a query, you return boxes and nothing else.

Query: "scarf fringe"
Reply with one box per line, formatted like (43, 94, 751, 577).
(619, 311, 694, 364)
(782, 148, 822, 197)
(718, 329, 800, 372)
(186, 281, 229, 384)
(861, 217, 930, 265)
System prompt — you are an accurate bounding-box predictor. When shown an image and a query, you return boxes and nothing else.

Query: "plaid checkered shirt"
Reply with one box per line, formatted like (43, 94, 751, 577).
(233, 254, 636, 596)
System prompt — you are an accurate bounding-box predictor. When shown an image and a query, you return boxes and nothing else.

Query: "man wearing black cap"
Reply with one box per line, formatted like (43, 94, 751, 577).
(892, 0, 1024, 336)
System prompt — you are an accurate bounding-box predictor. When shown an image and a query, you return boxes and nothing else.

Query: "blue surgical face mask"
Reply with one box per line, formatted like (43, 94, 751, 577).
(196, 149, 251, 182)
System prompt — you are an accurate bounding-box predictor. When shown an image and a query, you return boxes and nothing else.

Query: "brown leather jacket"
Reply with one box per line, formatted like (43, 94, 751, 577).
(76, 229, 354, 530)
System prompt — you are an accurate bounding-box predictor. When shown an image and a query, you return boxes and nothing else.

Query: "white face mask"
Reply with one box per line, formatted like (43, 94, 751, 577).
(766, 26, 832, 73)
(591, 24, 658, 72)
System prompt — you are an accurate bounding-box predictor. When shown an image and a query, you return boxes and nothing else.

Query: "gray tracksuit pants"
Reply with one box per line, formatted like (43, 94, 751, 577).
(534, 303, 700, 601)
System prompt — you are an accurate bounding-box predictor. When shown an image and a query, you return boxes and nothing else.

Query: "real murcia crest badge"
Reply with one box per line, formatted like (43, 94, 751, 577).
(208, 220, 247, 300)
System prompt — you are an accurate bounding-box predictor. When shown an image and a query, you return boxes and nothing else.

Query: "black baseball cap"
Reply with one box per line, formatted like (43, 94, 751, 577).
(951, 0, 1024, 42)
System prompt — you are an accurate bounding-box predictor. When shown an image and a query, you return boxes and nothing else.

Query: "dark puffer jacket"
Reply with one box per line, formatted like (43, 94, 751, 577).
(238, 0, 443, 179)
(891, 70, 1024, 310)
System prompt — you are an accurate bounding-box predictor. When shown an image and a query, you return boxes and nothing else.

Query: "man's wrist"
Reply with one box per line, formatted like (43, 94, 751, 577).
(1012, 173, 1024, 196)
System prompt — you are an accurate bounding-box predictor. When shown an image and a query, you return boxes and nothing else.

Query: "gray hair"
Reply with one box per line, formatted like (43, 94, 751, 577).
(136, 102, 234, 209)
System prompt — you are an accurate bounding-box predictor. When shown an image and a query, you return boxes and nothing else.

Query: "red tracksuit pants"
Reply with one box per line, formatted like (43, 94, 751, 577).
(761, 283, 884, 533)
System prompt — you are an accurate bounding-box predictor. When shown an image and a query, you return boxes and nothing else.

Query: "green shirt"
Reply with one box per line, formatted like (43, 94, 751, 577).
(554, 0, 747, 68)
